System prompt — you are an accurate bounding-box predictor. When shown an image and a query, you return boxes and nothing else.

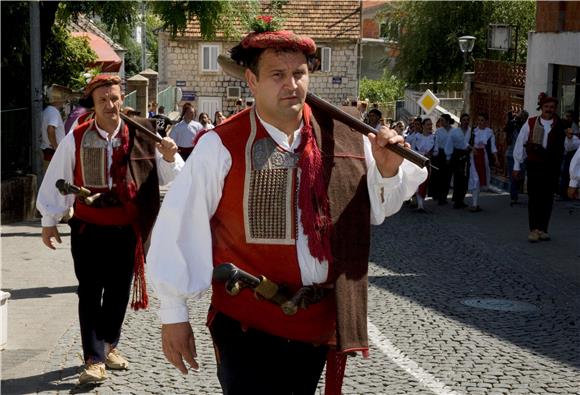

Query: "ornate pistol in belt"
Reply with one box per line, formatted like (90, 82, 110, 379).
(55, 179, 102, 206)
(213, 262, 332, 316)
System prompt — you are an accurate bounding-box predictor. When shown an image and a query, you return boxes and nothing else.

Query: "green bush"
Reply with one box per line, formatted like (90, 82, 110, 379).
(42, 24, 97, 87)
(359, 70, 406, 106)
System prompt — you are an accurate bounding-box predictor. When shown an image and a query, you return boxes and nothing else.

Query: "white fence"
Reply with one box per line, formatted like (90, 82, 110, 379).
(403, 89, 464, 123)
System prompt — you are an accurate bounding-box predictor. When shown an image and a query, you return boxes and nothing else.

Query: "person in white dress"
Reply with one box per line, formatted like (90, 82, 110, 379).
(568, 147, 580, 199)
(468, 113, 499, 212)
(413, 118, 435, 211)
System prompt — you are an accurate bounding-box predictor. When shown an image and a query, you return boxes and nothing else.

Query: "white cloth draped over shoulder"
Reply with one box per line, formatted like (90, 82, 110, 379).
(147, 113, 428, 324)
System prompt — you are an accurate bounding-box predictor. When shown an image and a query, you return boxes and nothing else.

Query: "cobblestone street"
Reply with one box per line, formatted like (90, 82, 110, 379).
(2, 191, 579, 394)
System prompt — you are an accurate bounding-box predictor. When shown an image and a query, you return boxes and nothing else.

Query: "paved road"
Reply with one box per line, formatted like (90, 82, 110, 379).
(2, 190, 579, 394)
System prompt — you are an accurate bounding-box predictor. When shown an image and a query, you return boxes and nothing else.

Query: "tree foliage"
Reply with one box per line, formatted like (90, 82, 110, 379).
(359, 70, 406, 105)
(56, 1, 142, 43)
(57, 1, 259, 76)
(1, 2, 30, 108)
(148, 0, 259, 39)
(380, 1, 536, 90)
(42, 25, 97, 87)
(484, 0, 536, 63)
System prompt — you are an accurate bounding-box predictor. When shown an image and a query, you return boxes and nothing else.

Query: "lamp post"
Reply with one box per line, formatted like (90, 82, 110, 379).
(458, 35, 476, 114)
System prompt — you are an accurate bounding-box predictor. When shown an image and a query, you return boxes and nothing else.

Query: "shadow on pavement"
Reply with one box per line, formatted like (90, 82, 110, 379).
(1, 366, 79, 394)
(370, 192, 580, 370)
(6, 285, 77, 300)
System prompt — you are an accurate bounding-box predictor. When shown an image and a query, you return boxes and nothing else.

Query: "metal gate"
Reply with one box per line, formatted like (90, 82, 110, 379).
(470, 59, 526, 179)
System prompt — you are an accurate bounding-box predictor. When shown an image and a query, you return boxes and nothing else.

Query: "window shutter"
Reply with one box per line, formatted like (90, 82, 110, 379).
(201, 45, 220, 71)
(321, 47, 332, 72)
(210, 46, 218, 71)
(203, 46, 210, 71)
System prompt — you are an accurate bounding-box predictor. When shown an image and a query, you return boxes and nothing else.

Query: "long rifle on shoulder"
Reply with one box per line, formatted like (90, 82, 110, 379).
(217, 55, 430, 169)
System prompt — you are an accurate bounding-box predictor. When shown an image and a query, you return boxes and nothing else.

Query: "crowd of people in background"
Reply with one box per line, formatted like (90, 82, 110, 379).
(359, 95, 579, 242)
(41, 87, 579, 244)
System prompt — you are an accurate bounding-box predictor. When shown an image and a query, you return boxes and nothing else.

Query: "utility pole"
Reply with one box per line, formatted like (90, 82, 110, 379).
(141, 1, 147, 71)
(29, 1, 43, 179)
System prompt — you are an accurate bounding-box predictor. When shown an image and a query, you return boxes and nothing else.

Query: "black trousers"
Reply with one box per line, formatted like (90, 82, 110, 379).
(526, 164, 556, 232)
(451, 151, 469, 204)
(69, 217, 135, 363)
(431, 154, 451, 202)
(209, 311, 328, 395)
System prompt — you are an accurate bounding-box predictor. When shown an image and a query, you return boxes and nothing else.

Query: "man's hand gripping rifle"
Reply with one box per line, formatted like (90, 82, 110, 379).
(213, 263, 331, 316)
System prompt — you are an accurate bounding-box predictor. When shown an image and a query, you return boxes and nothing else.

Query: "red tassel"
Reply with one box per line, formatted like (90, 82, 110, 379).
(110, 123, 137, 204)
(297, 105, 333, 263)
(130, 226, 148, 310)
(324, 349, 347, 395)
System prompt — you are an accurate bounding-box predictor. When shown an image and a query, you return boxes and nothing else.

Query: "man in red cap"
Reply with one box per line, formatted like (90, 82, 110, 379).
(513, 92, 566, 242)
(36, 74, 184, 384)
(147, 17, 426, 394)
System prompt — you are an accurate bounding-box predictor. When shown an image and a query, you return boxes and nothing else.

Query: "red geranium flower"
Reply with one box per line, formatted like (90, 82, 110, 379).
(257, 15, 273, 24)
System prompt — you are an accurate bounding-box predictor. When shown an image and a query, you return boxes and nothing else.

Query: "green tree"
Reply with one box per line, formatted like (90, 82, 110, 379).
(380, 1, 535, 91)
(484, 1, 536, 63)
(42, 25, 97, 87)
(359, 70, 406, 106)
(60, 1, 259, 76)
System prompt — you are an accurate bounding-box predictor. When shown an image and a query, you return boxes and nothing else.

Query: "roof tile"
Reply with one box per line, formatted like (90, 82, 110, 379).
(181, 0, 360, 41)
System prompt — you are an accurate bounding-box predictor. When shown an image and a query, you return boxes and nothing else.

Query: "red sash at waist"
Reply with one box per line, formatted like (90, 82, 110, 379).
(74, 201, 137, 226)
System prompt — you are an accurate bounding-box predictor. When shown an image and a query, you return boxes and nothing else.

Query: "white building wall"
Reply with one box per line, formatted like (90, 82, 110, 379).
(524, 32, 580, 112)
(158, 33, 359, 115)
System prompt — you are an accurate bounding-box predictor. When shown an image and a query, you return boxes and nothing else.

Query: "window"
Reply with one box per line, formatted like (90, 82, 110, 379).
(226, 86, 241, 99)
(380, 21, 400, 42)
(551, 65, 579, 118)
(312, 47, 332, 73)
(201, 44, 219, 72)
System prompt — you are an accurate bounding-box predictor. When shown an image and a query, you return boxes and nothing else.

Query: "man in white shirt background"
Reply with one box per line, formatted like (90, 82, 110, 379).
(366, 108, 382, 131)
(36, 74, 183, 385)
(168, 103, 204, 161)
(41, 85, 68, 171)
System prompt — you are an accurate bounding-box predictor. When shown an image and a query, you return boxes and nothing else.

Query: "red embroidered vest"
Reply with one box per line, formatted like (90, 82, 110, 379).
(210, 105, 371, 349)
(72, 119, 160, 242)
(526, 116, 565, 165)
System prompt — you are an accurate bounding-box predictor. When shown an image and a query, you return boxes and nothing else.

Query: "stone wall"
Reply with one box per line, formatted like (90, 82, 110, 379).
(158, 33, 359, 115)
(1, 175, 37, 223)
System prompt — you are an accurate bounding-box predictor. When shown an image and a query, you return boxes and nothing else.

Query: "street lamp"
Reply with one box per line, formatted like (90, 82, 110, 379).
(458, 35, 476, 67)
(458, 35, 476, 114)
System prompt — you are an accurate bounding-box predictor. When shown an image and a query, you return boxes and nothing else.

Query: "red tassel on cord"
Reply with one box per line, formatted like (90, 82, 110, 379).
(296, 105, 333, 264)
(130, 226, 148, 310)
(324, 349, 347, 395)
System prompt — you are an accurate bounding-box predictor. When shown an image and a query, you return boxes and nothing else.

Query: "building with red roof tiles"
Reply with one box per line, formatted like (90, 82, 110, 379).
(157, 1, 361, 116)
